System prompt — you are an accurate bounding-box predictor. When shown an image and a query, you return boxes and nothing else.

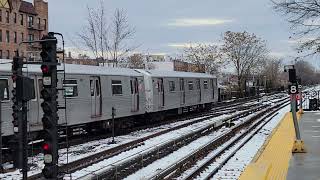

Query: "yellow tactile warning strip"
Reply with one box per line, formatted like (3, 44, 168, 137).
(239, 112, 301, 180)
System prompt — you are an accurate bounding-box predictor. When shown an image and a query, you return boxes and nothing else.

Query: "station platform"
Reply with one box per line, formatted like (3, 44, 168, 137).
(240, 111, 320, 180)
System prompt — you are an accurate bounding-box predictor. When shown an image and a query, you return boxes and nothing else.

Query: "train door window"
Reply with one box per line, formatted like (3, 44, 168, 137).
(196, 79, 200, 90)
(63, 80, 78, 97)
(210, 79, 214, 89)
(38, 79, 43, 98)
(188, 81, 194, 90)
(30, 79, 36, 100)
(90, 80, 94, 96)
(130, 80, 133, 94)
(169, 81, 175, 92)
(96, 79, 100, 96)
(0, 79, 9, 100)
(112, 80, 122, 95)
(204, 80, 208, 89)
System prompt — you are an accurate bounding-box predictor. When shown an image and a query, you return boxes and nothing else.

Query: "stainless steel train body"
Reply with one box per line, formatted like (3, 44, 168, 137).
(0, 60, 218, 139)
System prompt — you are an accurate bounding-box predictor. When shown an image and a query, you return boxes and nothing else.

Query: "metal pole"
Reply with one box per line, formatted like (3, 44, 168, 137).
(291, 94, 301, 140)
(300, 89, 303, 110)
(22, 100, 28, 180)
(112, 107, 115, 143)
(0, 101, 3, 172)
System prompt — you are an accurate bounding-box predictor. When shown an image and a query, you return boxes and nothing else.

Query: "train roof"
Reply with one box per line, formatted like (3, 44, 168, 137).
(137, 69, 216, 78)
(0, 59, 142, 76)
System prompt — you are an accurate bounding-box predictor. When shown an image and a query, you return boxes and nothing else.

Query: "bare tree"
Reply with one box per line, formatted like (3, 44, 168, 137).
(127, 54, 145, 69)
(78, 0, 108, 65)
(78, 3, 135, 66)
(261, 56, 283, 90)
(272, 0, 320, 54)
(182, 43, 222, 74)
(221, 31, 269, 97)
(109, 8, 135, 67)
(295, 59, 320, 85)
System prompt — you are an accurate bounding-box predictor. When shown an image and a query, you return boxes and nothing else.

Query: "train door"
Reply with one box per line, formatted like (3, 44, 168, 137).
(180, 78, 185, 105)
(130, 77, 139, 112)
(197, 79, 201, 102)
(158, 78, 164, 107)
(90, 77, 102, 117)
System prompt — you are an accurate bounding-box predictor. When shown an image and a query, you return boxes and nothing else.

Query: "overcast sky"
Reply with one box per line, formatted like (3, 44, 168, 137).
(44, 0, 319, 68)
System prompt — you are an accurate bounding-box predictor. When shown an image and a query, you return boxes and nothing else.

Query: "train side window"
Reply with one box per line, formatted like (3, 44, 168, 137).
(0, 79, 9, 100)
(169, 81, 175, 92)
(63, 80, 78, 97)
(188, 81, 194, 90)
(204, 80, 208, 89)
(112, 80, 122, 95)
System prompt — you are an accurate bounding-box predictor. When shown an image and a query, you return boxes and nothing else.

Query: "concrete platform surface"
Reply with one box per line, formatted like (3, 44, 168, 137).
(287, 112, 320, 180)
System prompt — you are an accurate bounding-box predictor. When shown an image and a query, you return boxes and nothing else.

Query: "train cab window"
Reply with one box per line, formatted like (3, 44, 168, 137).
(63, 80, 78, 97)
(0, 79, 9, 100)
(188, 81, 194, 90)
(204, 80, 208, 89)
(169, 81, 175, 92)
(112, 80, 122, 95)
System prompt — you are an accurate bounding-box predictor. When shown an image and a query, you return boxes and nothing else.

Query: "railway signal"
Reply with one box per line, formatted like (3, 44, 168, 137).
(40, 33, 59, 179)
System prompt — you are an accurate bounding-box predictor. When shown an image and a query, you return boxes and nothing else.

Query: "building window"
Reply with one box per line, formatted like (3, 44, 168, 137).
(43, 19, 46, 30)
(0, 10, 2, 22)
(28, 34, 34, 41)
(38, 18, 40, 29)
(169, 81, 175, 92)
(188, 81, 194, 90)
(6, 50, 9, 59)
(28, 16, 33, 27)
(0, 50, 2, 59)
(6, 31, 9, 43)
(112, 80, 122, 95)
(0, 79, 9, 100)
(20, 14, 23, 25)
(14, 50, 18, 57)
(14, 13, 17, 23)
(204, 80, 208, 89)
(63, 80, 78, 97)
(14, 32, 17, 43)
(5, 11, 9, 23)
(21, 33, 24, 42)
(0, 29, 2, 42)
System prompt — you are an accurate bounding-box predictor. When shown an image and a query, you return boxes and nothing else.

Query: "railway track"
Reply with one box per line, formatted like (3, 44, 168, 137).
(2, 94, 263, 165)
(167, 103, 288, 180)
(57, 98, 288, 180)
(27, 97, 271, 179)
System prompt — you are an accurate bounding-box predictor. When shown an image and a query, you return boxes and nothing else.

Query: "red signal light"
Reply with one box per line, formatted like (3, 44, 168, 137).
(41, 65, 49, 74)
(43, 143, 50, 151)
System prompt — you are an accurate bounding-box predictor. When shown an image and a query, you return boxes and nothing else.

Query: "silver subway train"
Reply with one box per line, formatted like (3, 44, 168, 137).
(0, 59, 218, 140)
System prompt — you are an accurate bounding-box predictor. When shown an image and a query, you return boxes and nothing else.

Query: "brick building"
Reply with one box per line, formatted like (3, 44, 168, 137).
(0, 0, 48, 59)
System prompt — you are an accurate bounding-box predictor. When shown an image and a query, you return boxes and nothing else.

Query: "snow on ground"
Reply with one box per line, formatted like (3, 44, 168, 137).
(65, 113, 239, 179)
(0, 114, 222, 180)
(123, 112, 263, 180)
(209, 104, 290, 180)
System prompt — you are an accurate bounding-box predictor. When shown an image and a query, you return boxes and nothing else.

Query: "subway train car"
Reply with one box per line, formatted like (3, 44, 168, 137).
(0, 60, 218, 142)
